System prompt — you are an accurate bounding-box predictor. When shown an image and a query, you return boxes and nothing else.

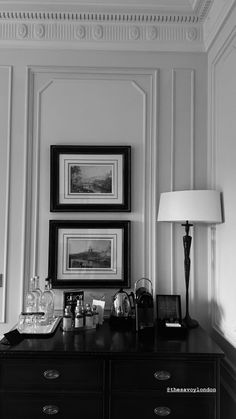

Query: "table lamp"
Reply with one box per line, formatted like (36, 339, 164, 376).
(157, 190, 222, 328)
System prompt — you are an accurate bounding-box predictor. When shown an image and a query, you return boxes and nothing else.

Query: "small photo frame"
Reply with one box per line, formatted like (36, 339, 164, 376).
(48, 220, 131, 288)
(50, 145, 131, 212)
(156, 295, 182, 322)
(156, 295, 188, 338)
(63, 291, 84, 316)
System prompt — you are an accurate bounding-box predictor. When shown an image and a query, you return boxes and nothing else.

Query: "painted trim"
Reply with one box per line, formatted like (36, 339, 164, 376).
(170, 69, 176, 294)
(0, 8, 205, 24)
(0, 66, 12, 324)
(131, 79, 148, 277)
(0, 20, 202, 51)
(0, 1, 234, 50)
(190, 69, 195, 189)
(33, 80, 54, 275)
(0, 2, 208, 51)
(22, 67, 34, 310)
(189, 69, 195, 304)
(150, 69, 159, 298)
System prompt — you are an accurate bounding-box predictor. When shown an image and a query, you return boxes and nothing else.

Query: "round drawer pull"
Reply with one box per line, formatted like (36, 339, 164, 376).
(154, 406, 171, 416)
(154, 370, 171, 381)
(43, 369, 60, 380)
(43, 405, 59, 415)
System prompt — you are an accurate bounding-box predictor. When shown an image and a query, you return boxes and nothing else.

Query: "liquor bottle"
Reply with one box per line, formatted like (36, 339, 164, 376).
(85, 303, 93, 328)
(31, 276, 42, 311)
(62, 306, 73, 331)
(92, 305, 99, 328)
(74, 300, 84, 328)
(39, 278, 54, 324)
(25, 278, 37, 313)
(34, 275, 42, 298)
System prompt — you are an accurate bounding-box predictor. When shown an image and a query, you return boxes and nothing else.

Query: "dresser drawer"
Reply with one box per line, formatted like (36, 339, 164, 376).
(0, 358, 104, 391)
(0, 393, 103, 419)
(111, 360, 215, 390)
(110, 394, 215, 419)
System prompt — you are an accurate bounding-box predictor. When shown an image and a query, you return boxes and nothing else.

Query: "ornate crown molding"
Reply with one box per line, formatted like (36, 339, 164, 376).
(0, 20, 202, 49)
(0, 1, 215, 50)
(0, 11, 203, 51)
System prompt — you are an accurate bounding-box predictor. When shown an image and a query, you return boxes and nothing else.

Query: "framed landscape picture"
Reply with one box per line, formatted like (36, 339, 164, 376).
(50, 145, 131, 211)
(48, 220, 131, 288)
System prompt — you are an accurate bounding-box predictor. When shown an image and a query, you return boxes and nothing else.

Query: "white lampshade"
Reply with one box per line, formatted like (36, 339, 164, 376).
(157, 190, 222, 224)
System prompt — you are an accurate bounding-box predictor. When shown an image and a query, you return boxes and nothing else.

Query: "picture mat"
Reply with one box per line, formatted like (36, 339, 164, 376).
(57, 228, 122, 281)
(66, 236, 115, 272)
(59, 154, 123, 204)
(69, 163, 114, 195)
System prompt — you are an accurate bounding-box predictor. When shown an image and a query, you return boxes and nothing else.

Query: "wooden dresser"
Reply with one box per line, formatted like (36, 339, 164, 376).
(0, 321, 224, 419)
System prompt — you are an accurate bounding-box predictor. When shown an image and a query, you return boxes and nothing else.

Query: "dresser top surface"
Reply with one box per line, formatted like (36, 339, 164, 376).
(0, 320, 224, 359)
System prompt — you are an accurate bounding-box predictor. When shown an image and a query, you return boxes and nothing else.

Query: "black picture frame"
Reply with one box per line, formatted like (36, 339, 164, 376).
(50, 145, 131, 212)
(156, 294, 182, 321)
(48, 220, 131, 288)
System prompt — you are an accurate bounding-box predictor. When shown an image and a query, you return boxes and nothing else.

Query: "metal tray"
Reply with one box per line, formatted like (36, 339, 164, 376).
(18, 316, 61, 336)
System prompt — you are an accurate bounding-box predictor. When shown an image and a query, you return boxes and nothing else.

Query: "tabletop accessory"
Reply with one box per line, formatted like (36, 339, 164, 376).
(134, 278, 154, 331)
(109, 288, 135, 330)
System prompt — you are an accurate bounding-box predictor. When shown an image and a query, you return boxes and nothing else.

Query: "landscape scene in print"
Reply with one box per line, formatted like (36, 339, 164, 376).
(70, 164, 112, 194)
(68, 239, 112, 269)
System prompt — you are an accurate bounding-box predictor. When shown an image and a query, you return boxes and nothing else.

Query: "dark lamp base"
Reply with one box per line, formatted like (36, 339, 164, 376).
(183, 315, 199, 329)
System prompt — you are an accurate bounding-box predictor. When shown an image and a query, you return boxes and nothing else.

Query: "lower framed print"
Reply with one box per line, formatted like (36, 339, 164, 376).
(48, 220, 131, 288)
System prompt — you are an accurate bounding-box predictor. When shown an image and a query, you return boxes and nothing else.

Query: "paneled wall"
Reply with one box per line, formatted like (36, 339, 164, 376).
(0, 49, 207, 336)
(208, 5, 236, 416)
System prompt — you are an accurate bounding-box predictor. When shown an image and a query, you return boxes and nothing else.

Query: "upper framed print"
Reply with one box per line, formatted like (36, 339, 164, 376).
(48, 220, 131, 288)
(50, 145, 131, 212)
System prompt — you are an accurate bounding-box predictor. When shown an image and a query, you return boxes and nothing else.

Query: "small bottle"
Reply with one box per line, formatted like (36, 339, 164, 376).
(62, 306, 73, 331)
(74, 300, 79, 316)
(81, 305, 85, 327)
(92, 305, 99, 328)
(85, 303, 93, 328)
(78, 296, 85, 326)
(75, 301, 84, 328)
(25, 278, 37, 313)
